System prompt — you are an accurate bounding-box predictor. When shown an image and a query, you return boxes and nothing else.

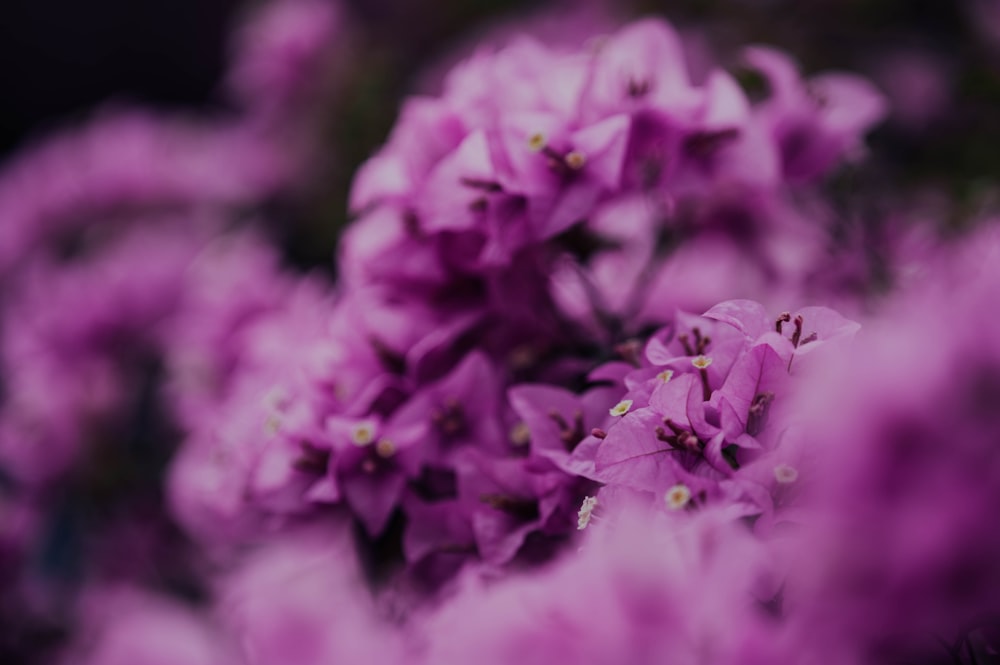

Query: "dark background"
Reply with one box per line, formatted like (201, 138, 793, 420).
(0, 0, 243, 157)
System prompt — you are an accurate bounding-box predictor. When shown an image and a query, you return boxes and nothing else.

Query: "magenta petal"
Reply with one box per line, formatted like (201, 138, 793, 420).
(570, 114, 631, 190)
(565, 434, 601, 478)
(717, 397, 746, 440)
(650, 373, 699, 423)
(584, 18, 698, 118)
(588, 361, 634, 386)
(718, 343, 788, 431)
(702, 431, 736, 477)
(543, 183, 601, 239)
(686, 376, 719, 441)
(702, 299, 771, 341)
(349, 152, 411, 210)
(794, 306, 862, 344)
(644, 327, 677, 365)
(509, 385, 579, 455)
(700, 70, 751, 128)
(472, 511, 536, 566)
(496, 111, 565, 195)
(594, 408, 685, 492)
(811, 72, 888, 137)
(743, 46, 802, 100)
(403, 497, 474, 563)
(342, 470, 406, 536)
(419, 130, 497, 233)
(305, 476, 340, 504)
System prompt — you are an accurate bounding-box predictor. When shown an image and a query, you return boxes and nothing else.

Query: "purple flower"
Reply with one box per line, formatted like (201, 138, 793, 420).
(390, 352, 507, 465)
(323, 414, 426, 536)
(227, 0, 347, 121)
(786, 226, 1000, 661)
(573, 300, 859, 528)
(451, 450, 578, 567)
(745, 46, 888, 183)
(416, 506, 783, 665)
(507, 381, 621, 476)
(61, 587, 239, 665)
(402, 492, 477, 575)
(346, 15, 886, 329)
(166, 277, 349, 544)
(165, 231, 308, 428)
(218, 527, 406, 665)
(0, 112, 286, 275)
(0, 223, 206, 485)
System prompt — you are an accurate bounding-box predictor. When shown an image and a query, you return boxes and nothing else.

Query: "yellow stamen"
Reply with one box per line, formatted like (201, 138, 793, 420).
(509, 421, 531, 446)
(375, 438, 396, 458)
(565, 151, 587, 170)
(351, 421, 376, 446)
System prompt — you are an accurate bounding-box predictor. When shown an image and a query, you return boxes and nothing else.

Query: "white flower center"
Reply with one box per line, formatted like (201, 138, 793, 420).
(664, 484, 692, 510)
(656, 369, 674, 383)
(351, 420, 377, 446)
(609, 399, 633, 417)
(509, 421, 531, 446)
(375, 438, 396, 458)
(577, 496, 599, 530)
(773, 464, 799, 484)
(691, 355, 713, 370)
(564, 151, 587, 170)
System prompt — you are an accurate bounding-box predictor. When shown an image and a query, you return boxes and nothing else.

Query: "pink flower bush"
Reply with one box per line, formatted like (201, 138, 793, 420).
(3, 4, 999, 664)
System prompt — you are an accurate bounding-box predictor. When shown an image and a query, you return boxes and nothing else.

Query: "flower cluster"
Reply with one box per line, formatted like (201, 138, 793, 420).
(408, 226, 1000, 665)
(167, 18, 886, 569)
(345, 20, 886, 337)
(562, 299, 859, 530)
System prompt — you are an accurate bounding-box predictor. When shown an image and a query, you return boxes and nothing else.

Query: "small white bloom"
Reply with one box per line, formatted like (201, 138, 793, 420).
(656, 369, 674, 383)
(691, 355, 713, 370)
(609, 399, 633, 417)
(509, 421, 531, 446)
(774, 464, 799, 484)
(577, 496, 599, 530)
(664, 484, 692, 510)
(351, 420, 377, 446)
(375, 438, 396, 458)
(564, 150, 587, 170)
